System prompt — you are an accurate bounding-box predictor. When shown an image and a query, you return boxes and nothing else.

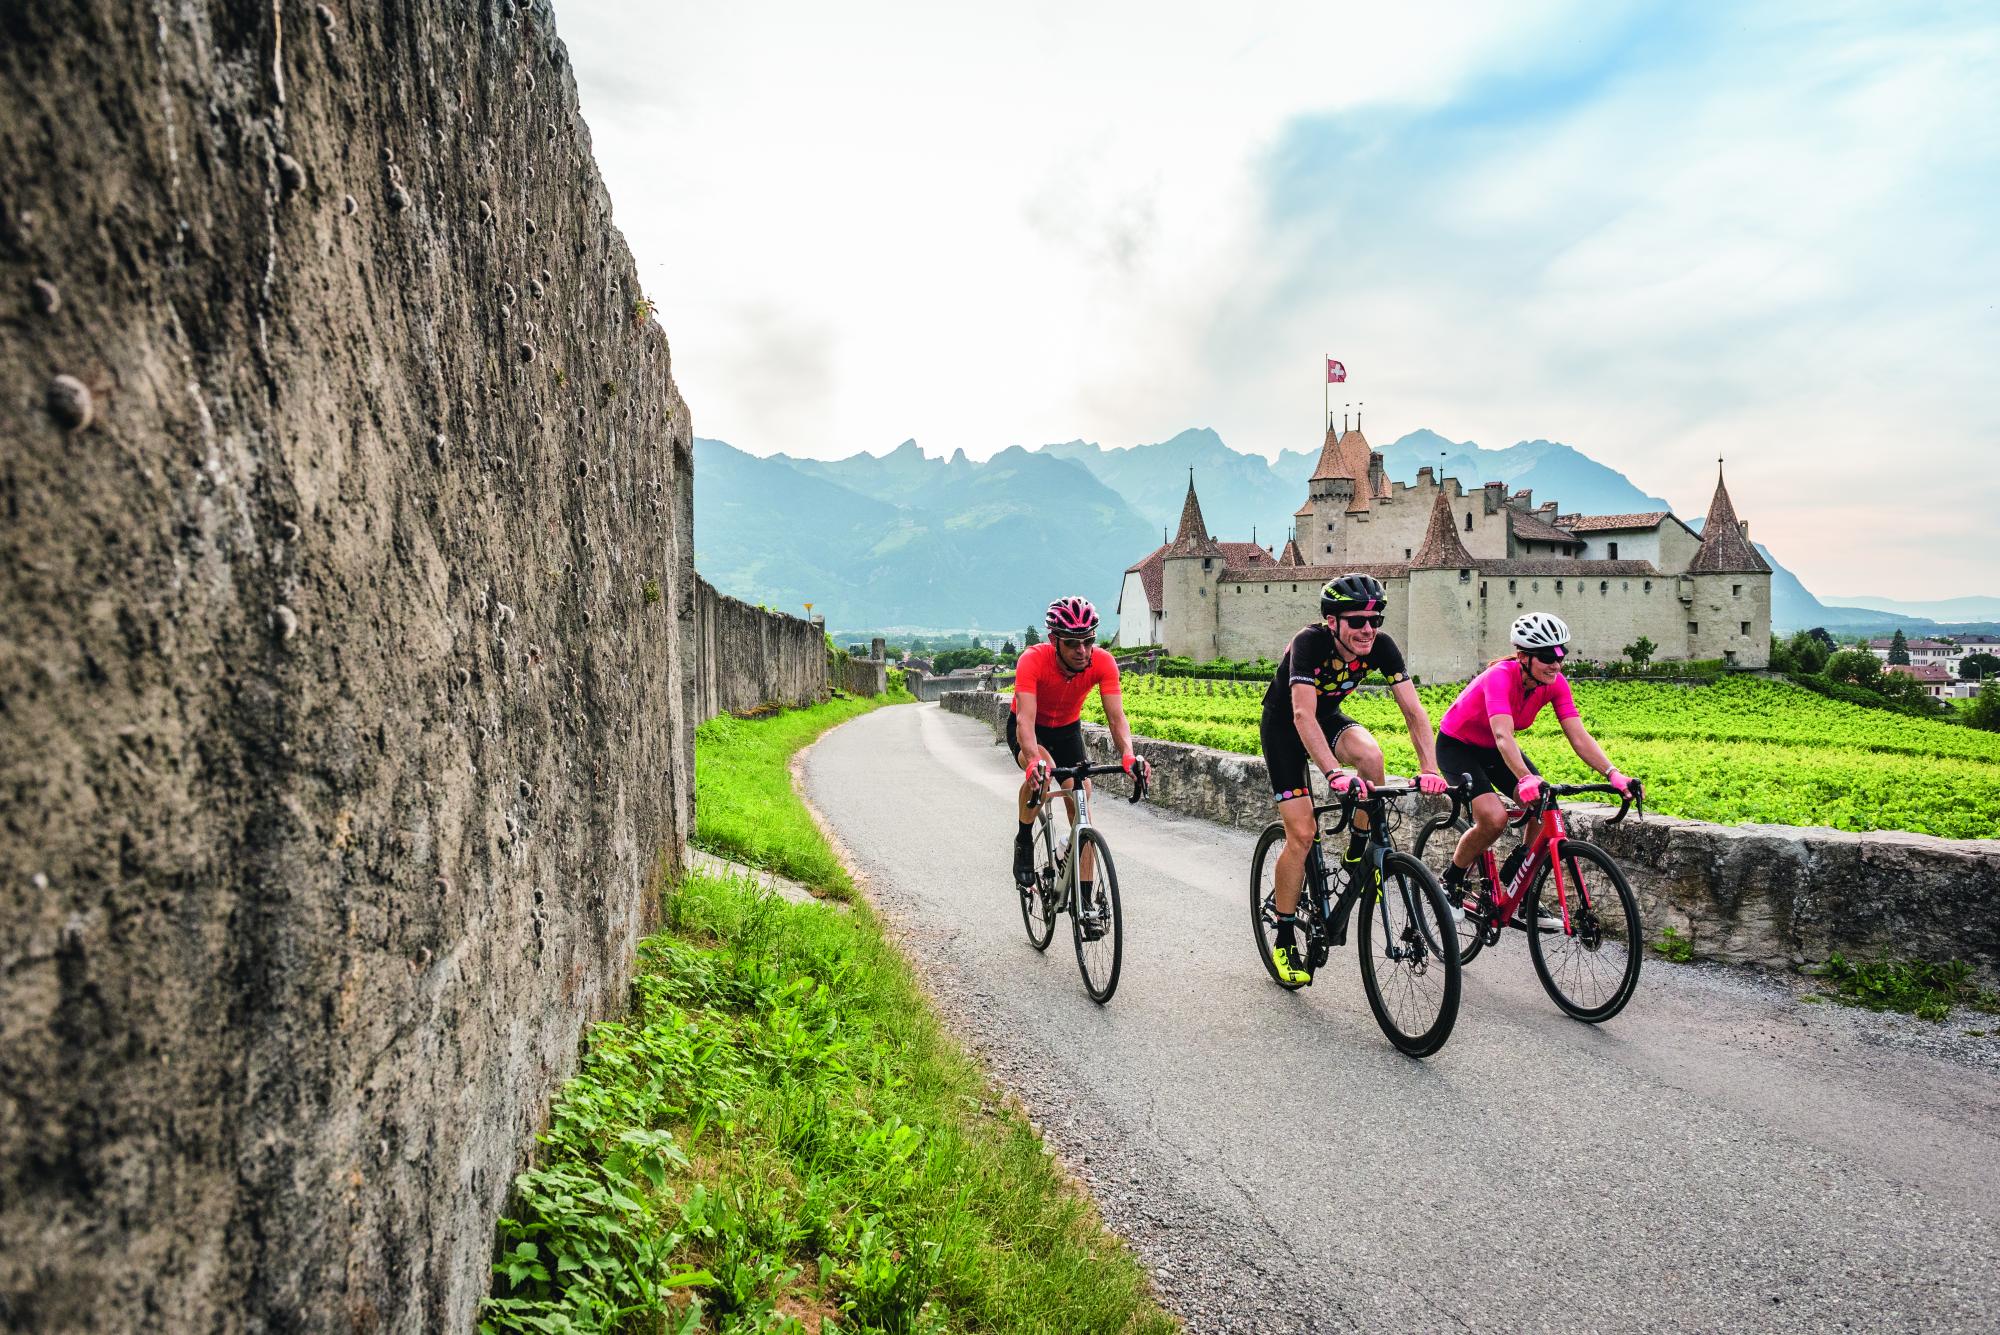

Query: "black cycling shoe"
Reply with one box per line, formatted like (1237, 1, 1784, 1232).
(1012, 839, 1036, 888)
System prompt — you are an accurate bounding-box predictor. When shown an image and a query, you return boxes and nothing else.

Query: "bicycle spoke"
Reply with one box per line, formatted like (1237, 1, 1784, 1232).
(1528, 842, 1642, 1022)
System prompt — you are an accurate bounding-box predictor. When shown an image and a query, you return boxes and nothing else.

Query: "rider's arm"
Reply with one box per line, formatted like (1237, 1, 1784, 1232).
(1559, 715, 1615, 777)
(1015, 692, 1052, 768)
(1291, 682, 1341, 777)
(1390, 678, 1442, 777)
(1101, 692, 1137, 762)
(1487, 713, 1534, 783)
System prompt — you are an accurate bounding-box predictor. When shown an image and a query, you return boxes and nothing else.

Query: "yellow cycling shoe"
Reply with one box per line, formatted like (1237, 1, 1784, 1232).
(1271, 944, 1314, 986)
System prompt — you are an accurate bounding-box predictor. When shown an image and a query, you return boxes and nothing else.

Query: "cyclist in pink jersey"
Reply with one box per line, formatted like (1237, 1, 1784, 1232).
(1008, 597, 1150, 903)
(1433, 612, 1637, 913)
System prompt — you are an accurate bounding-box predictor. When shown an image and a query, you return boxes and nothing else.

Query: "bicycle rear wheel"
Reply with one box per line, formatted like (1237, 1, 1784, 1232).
(1018, 811, 1060, 951)
(1248, 822, 1309, 990)
(1527, 840, 1642, 1022)
(1356, 852, 1461, 1057)
(1071, 827, 1123, 1004)
(1413, 815, 1488, 966)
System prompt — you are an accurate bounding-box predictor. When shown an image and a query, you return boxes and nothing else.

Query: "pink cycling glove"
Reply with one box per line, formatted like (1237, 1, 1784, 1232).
(1606, 768, 1634, 797)
(1417, 771, 1449, 796)
(1330, 773, 1372, 799)
(1514, 774, 1543, 806)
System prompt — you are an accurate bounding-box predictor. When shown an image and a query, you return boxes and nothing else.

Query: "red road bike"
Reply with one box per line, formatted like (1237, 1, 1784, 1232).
(1414, 781, 1645, 1022)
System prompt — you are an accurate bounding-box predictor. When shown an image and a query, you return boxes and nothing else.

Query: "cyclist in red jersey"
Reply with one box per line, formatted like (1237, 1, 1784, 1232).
(1433, 611, 1638, 915)
(1009, 597, 1150, 894)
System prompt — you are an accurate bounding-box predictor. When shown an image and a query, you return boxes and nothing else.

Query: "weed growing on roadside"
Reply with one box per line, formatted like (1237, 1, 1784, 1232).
(1808, 953, 2000, 1022)
(1654, 925, 1694, 963)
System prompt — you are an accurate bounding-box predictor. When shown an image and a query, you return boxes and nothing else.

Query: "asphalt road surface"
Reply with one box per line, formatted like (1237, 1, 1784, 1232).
(803, 703, 2000, 1333)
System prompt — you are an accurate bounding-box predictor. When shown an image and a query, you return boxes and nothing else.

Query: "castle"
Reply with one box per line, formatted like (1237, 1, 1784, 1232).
(1116, 418, 1772, 681)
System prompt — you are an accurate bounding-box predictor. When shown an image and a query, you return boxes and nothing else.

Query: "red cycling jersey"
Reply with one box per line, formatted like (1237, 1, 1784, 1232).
(1011, 643, 1121, 727)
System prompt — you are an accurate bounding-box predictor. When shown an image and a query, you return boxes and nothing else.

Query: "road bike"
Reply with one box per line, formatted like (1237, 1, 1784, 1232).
(1413, 780, 1645, 1022)
(1021, 760, 1149, 1004)
(1249, 781, 1464, 1056)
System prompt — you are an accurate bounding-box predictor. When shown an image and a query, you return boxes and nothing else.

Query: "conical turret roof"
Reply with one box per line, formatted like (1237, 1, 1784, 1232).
(1689, 463, 1769, 574)
(1278, 536, 1304, 566)
(1411, 487, 1476, 568)
(1307, 424, 1383, 512)
(1164, 472, 1225, 559)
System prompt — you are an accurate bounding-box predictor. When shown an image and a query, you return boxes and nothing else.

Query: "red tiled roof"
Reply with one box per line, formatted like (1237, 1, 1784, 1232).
(1556, 511, 1671, 532)
(1509, 509, 1578, 546)
(1689, 466, 1769, 574)
(1886, 663, 1951, 683)
(1123, 543, 1168, 614)
(1294, 498, 1314, 518)
(1219, 542, 1277, 567)
(1164, 476, 1225, 559)
(1277, 538, 1304, 566)
(1307, 426, 1383, 512)
(1412, 488, 1476, 568)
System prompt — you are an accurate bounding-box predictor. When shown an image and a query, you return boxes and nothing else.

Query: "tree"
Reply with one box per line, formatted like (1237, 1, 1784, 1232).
(1785, 629, 1830, 675)
(1824, 648, 1883, 688)
(908, 637, 927, 654)
(1002, 640, 1018, 657)
(1023, 626, 1041, 647)
(1966, 679, 2000, 733)
(1960, 652, 2000, 682)
(1622, 636, 1656, 671)
(1888, 629, 1910, 665)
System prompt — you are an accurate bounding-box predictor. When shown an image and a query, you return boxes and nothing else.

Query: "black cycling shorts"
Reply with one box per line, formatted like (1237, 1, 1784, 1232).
(1436, 732, 1539, 801)
(1259, 710, 1361, 804)
(1006, 713, 1088, 771)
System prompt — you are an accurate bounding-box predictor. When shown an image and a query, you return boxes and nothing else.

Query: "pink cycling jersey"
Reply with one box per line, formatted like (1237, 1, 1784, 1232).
(1439, 660, 1578, 748)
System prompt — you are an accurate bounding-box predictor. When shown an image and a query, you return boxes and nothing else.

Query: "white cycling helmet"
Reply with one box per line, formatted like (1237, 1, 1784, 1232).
(1510, 611, 1571, 651)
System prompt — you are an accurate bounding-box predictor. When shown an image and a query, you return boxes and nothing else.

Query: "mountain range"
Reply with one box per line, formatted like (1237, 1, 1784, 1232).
(694, 429, 1981, 638)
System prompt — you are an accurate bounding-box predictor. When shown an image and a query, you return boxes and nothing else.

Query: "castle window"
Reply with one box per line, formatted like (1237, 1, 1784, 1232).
(1405, 548, 1412, 560)
(1600, 580, 1608, 594)
(1644, 580, 1652, 593)
(1740, 621, 1751, 635)
(1608, 542, 1619, 560)
(1459, 568, 1471, 583)
(1203, 558, 1212, 570)
(1688, 621, 1699, 634)
(1554, 580, 1564, 594)
(1479, 582, 1488, 598)
(1508, 580, 1517, 594)
(1292, 584, 1298, 593)
(1264, 585, 1269, 593)
(1464, 512, 1473, 532)
(1733, 584, 1743, 597)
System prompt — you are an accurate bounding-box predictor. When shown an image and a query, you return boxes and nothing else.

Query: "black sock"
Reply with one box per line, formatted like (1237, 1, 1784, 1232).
(1344, 830, 1368, 862)
(1443, 862, 1466, 887)
(1015, 821, 1033, 845)
(1275, 916, 1296, 949)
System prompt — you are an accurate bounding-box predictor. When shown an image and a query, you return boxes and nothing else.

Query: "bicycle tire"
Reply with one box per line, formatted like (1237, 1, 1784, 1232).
(1071, 827, 1122, 1004)
(1019, 810, 1060, 951)
(1413, 815, 1487, 967)
(1356, 852, 1461, 1057)
(1248, 822, 1309, 991)
(1527, 840, 1642, 1022)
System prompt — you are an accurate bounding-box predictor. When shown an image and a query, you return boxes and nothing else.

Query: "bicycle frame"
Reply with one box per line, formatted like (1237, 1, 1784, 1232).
(1466, 782, 1641, 935)
(1297, 788, 1440, 961)
(1027, 762, 1126, 915)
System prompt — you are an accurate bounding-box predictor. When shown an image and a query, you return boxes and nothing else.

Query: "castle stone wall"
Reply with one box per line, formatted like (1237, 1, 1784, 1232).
(1216, 576, 1412, 664)
(1, 4, 695, 1328)
(693, 578, 829, 719)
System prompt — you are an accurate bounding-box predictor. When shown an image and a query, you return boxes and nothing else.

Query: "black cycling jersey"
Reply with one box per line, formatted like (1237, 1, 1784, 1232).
(1259, 624, 1409, 732)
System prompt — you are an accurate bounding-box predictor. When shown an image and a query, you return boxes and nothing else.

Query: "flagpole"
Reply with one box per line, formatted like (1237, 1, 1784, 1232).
(1323, 353, 1328, 435)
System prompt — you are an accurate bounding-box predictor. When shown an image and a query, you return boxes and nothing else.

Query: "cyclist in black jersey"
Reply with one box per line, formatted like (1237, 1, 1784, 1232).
(1258, 573, 1450, 985)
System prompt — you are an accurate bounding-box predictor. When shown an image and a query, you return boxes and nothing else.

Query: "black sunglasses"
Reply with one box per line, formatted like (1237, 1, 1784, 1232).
(1055, 635, 1096, 649)
(1338, 614, 1384, 629)
(1527, 646, 1567, 664)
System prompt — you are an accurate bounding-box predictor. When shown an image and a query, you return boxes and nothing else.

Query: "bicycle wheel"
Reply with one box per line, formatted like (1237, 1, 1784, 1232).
(1018, 811, 1060, 951)
(1413, 815, 1487, 967)
(1356, 852, 1461, 1057)
(1248, 822, 1309, 991)
(1527, 840, 1642, 1022)
(1071, 827, 1122, 1004)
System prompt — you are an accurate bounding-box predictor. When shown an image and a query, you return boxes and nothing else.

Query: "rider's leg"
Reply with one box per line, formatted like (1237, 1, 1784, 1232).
(1450, 792, 1508, 881)
(1334, 725, 1384, 880)
(1272, 794, 1318, 918)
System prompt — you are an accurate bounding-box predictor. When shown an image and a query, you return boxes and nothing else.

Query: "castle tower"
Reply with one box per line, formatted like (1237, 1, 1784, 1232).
(1686, 461, 1772, 667)
(1303, 420, 1387, 563)
(1406, 487, 1484, 682)
(1160, 472, 1226, 660)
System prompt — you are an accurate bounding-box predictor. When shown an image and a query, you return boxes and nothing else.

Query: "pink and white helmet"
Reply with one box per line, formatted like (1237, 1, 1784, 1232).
(1045, 596, 1100, 638)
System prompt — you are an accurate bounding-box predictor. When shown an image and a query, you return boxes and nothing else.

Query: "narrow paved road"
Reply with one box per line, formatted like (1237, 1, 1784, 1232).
(805, 703, 2000, 1333)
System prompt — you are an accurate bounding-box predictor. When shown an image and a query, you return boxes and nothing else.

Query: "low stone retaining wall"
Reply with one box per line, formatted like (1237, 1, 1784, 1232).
(940, 692, 2000, 982)
(839, 657, 888, 696)
(693, 577, 829, 719)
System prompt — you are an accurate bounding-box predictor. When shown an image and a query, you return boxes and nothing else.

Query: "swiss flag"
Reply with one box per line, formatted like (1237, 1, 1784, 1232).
(1326, 358, 1347, 383)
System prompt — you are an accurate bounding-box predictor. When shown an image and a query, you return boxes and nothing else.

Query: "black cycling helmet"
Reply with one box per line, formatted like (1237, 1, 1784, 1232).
(1320, 572, 1387, 618)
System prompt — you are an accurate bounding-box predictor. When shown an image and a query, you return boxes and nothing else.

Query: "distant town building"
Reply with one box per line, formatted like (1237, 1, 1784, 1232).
(1867, 637, 1964, 674)
(1118, 414, 1772, 680)
(1885, 662, 1963, 699)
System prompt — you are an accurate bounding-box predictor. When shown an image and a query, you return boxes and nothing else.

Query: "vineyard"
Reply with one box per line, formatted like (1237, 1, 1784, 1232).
(1082, 674, 2000, 840)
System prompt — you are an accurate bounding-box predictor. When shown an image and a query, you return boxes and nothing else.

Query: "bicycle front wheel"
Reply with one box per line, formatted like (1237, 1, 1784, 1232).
(1071, 827, 1123, 1004)
(1413, 814, 1487, 967)
(1527, 840, 1642, 1022)
(1019, 812, 1059, 951)
(1356, 852, 1461, 1057)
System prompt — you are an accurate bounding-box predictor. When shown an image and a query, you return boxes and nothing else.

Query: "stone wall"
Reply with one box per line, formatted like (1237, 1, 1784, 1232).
(0, 4, 694, 1330)
(692, 577, 829, 719)
(938, 695, 2000, 982)
(838, 656, 888, 697)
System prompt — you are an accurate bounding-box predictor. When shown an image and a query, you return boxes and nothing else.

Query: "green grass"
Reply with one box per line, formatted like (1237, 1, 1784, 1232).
(484, 694, 1177, 1333)
(1807, 953, 2000, 1022)
(1653, 925, 1695, 963)
(694, 694, 908, 900)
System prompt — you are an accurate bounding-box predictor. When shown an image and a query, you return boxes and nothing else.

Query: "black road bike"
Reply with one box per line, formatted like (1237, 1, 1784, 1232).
(1021, 760, 1149, 1004)
(1249, 781, 1465, 1056)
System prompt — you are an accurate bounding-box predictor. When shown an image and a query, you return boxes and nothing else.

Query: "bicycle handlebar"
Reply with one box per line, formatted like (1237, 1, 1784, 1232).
(1515, 778, 1647, 825)
(1025, 760, 1153, 809)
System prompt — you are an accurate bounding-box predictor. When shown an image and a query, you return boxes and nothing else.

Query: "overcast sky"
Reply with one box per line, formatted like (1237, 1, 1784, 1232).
(561, 1, 1997, 599)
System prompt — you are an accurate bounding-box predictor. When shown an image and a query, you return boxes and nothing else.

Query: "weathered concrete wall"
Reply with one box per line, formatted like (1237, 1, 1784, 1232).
(939, 694, 2000, 982)
(838, 656, 888, 697)
(905, 667, 1000, 702)
(0, 3, 695, 1330)
(693, 576, 827, 718)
